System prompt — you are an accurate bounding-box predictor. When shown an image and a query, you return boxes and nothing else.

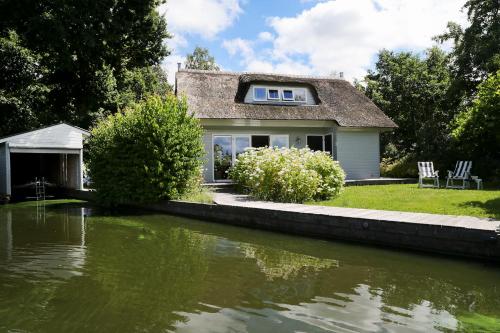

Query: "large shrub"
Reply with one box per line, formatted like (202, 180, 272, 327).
(87, 95, 204, 205)
(229, 147, 345, 203)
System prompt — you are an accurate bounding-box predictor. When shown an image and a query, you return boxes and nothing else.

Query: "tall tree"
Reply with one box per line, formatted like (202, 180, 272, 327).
(0, 0, 170, 135)
(185, 47, 220, 71)
(0, 31, 49, 136)
(359, 47, 453, 160)
(435, 0, 500, 100)
(117, 65, 172, 108)
(451, 70, 500, 178)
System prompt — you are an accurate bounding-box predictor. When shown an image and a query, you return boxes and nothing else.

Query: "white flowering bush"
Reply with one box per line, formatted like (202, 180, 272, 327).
(229, 147, 345, 203)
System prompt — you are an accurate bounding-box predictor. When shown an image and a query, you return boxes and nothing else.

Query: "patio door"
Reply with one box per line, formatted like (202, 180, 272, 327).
(213, 135, 251, 181)
(213, 136, 232, 181)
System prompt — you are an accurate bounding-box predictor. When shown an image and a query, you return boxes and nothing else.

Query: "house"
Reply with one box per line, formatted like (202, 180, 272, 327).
(176, 70, 397, 183)
(0, 123, 89, 200)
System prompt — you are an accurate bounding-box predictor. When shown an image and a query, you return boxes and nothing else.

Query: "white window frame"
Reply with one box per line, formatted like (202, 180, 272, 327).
(270, 135, 289, 148)
(282, 89, 294, 101)
(253, 87, 267, 102)
(267, 88, 280, 100)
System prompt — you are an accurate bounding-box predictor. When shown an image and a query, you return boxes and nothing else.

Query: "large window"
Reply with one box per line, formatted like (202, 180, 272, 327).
(306, 135, 323, 151)
(306, 134, 334, 157)
(213, 134, 290, 181)
(251, 135, 270, 148)
(270, 135, 289, 148)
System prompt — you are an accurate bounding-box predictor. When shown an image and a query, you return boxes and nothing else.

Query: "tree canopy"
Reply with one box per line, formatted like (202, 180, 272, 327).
(185, 47, 220, 71)
(0, 0, 170, 136)
(435, 0, 500, 99)
(452, 70, 500, 177)
(359, 0, 500, 179)
(359, 47, 453, 159)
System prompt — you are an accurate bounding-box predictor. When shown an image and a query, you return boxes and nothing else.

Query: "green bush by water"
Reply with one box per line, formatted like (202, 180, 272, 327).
(87, 95, 204, 206)
(229, 147, 345, 203)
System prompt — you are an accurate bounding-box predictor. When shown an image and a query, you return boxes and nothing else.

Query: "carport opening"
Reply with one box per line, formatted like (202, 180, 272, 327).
(10, 153, 80, 199)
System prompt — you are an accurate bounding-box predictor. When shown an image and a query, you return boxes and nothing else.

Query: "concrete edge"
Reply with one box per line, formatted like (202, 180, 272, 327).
(66, 189, 500, 261)
(138, 200, 500, 262)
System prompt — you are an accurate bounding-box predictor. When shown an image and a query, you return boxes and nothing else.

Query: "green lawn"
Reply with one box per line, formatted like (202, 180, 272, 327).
(310, 184, 500, 219)
(0, 199, 86, 209)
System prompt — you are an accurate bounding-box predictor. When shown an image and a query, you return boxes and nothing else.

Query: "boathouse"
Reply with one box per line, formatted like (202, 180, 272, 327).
(0, 123, 89, 200)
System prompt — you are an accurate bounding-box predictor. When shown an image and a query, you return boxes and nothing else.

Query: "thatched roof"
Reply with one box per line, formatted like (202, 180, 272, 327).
(176, 69, 397, 128)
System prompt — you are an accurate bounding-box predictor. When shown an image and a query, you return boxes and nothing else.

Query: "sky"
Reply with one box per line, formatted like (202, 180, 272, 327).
(158, 0, 467, 84)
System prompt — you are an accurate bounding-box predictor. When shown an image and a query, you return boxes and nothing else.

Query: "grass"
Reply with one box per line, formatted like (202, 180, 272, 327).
(0, 199, 86, 209)
(309, 184, 500, 219)
(179, 187, 214, 204)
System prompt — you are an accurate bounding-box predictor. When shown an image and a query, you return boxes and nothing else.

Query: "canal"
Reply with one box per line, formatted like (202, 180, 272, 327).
(1, 201, 499, 332)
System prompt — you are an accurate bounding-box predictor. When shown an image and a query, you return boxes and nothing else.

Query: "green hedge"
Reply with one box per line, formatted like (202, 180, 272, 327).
(229, 147, 345, 203)
(87, 95, 204, 205)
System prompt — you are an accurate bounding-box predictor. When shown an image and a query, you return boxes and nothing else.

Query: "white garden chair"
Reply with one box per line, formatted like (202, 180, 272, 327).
(417, 162, 439, 188)
(446, 161, 472, 189)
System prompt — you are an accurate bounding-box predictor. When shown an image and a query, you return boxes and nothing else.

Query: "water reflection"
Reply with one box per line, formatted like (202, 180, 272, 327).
(0, 203, 499, 333)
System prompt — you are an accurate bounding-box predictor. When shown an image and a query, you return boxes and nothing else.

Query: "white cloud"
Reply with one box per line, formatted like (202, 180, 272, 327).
(161, 54, 185, 85)
(159, 0, 242, 84)
(257, 31, 274, 42)
(265, 0, 467, 80)
(222, 37, 315, 75)
(160, 0, 242, 40)
(222, 38, 255, 59)
(223, 0, 465, 80)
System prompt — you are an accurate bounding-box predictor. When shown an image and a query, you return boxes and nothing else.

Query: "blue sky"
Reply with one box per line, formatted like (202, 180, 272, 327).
(160, 0, 466, 83)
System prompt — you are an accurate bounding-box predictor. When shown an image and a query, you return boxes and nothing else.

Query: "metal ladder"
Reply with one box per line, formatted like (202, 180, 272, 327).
(35, 177, 46, 201)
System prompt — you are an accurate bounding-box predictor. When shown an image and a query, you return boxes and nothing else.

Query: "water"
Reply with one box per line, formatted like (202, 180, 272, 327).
(1, 202, 499, 333)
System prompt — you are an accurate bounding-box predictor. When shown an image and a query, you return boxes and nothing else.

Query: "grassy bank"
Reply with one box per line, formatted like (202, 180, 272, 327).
(0, 199, 86, 209)
(310, 184, 500, 219)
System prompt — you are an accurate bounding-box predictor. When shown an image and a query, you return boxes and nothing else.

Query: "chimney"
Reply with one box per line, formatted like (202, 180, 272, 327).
(339, 72, 344, 79)
(177, 62, 181, 71)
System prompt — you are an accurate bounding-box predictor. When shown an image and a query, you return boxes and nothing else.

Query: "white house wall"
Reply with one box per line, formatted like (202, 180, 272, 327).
(0, 142, 11, 196)
(336, 129, 380, 179)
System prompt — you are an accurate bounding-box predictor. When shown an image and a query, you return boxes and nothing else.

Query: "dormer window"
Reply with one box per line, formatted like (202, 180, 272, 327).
(253, 87, 266, 101)
(282, 89, 294, 101)
(267, 89, 280, 100)
(294, 88, 306, 102)
(249, 86, 310, 104)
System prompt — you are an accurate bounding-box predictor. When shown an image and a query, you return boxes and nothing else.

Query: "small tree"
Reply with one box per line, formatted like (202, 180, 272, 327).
(87, 95, 204, 205)
(185, 47, 220, 71)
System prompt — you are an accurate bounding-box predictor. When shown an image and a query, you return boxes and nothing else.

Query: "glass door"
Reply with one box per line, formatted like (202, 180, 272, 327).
(234, 136, 251, 159)
(213, 136, 232, 181)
